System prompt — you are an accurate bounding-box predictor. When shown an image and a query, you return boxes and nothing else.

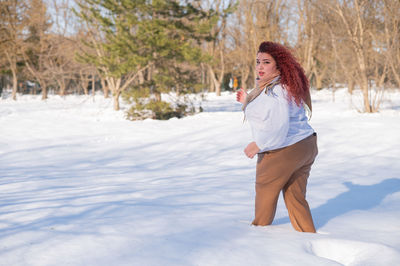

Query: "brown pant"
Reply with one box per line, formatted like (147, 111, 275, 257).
(252, 133, 318, 233)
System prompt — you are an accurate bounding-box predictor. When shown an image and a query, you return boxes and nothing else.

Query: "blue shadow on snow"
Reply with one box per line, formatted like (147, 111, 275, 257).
(274, 178, 400, 229)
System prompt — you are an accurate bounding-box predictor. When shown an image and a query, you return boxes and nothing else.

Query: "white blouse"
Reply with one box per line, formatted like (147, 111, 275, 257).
(244, 84, 314, 153)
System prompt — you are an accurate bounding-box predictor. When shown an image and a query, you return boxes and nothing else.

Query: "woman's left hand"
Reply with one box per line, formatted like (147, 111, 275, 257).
(244, 142, 260, 159)
(236, 88, 247, 104)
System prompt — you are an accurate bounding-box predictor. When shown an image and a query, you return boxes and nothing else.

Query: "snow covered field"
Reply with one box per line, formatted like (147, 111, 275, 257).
(1, 89, 400, 266)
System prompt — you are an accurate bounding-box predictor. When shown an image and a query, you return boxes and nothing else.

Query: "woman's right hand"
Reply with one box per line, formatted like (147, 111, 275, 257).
(236, 88, 247, 104)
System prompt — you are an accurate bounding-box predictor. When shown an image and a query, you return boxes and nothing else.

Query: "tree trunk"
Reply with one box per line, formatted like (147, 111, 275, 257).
(138, 70, 144, 84)
(361, 85, 371, 113)
(102, 64, 150, 111)
(208, 65, 221, 95)
(83, 79, 89, 95)
(215, 81, 221, 96)
(348, 79, 355, 94)
(101, 78, 109, 98)
(358, 52, 372, 113)
(92, 74, 95, 96)
(360, 70, 371, 113)
(113, 91, 121, 111)
(59, 79, 66, 96)
(315, 75, 323, 90)
(376, 64, 387, 89)
(5, 51, 18, 100)
(208, 70, 214, 92)
(389, 60, 400, 89)
(12, 69, 17, 101)
(216, 50, 225, 96)
(201, 63, 206, 85)
(78, 70, 88, 95)
(241, 67, 250, 90)
(41, 81, 48, 100)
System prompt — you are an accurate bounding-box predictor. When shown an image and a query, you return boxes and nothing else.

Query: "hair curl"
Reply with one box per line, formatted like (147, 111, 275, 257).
(258, 41, 309, 106)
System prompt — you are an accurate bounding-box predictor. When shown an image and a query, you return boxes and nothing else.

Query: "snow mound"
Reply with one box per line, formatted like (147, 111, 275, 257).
(311, 238, 400, 266)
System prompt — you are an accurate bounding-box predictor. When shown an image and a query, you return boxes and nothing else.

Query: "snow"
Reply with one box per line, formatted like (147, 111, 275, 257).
(1, 88, 400, 266)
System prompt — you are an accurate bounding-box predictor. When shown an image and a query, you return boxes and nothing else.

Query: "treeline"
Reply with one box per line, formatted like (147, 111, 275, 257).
(1, 0, 399, 115)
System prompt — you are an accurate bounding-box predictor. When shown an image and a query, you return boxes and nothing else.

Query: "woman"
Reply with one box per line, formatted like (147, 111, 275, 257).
(237, 41, 317, 233)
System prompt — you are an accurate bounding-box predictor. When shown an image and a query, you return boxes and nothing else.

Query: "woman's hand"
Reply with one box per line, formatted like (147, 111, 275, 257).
(236, 88, 247, 104)
(244, 142, 260, 159)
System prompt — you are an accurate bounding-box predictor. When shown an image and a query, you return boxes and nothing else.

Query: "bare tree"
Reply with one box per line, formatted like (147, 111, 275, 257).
(228, 0, 287, 91)
(319, 0, 383, 112)
(22, 0, 52, 100)
(203, 0, 236, 96)
(297, 0, 332, 90)
(383, 0, 400, 88)
(44, 0, 78, 96)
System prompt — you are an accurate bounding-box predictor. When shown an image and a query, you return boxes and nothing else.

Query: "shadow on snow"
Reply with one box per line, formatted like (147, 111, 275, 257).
(274, 178, 400, 229)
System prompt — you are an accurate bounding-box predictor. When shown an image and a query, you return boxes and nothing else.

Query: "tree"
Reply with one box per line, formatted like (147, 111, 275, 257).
(0, 0, 27, 100)
(46, 0, 80, 96)
(122, 0, 218, 119)
(22, 0, 52, 100)
(228, 0, 287, 91)
(134, 0, 216, 97)
(383, 0, 400, 88)
(75, 0, 216, 111)
(46, 35, 78, 96)
(321, 0, 384, 112)
(74, 0, 153, 110)
(202, 0, 235, 96)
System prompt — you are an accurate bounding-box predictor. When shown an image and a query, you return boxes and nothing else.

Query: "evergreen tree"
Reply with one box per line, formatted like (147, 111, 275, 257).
(137, 0, 216, 94)
(75, 0, 216, 113)
(0, 0, 27, 100)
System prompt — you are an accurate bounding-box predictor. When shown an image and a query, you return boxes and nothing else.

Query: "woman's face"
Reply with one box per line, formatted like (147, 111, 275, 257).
(256, 52, 278, 80)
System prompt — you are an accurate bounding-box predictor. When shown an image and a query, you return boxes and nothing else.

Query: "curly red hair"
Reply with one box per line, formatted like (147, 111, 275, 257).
(258, 41, 309, 107)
